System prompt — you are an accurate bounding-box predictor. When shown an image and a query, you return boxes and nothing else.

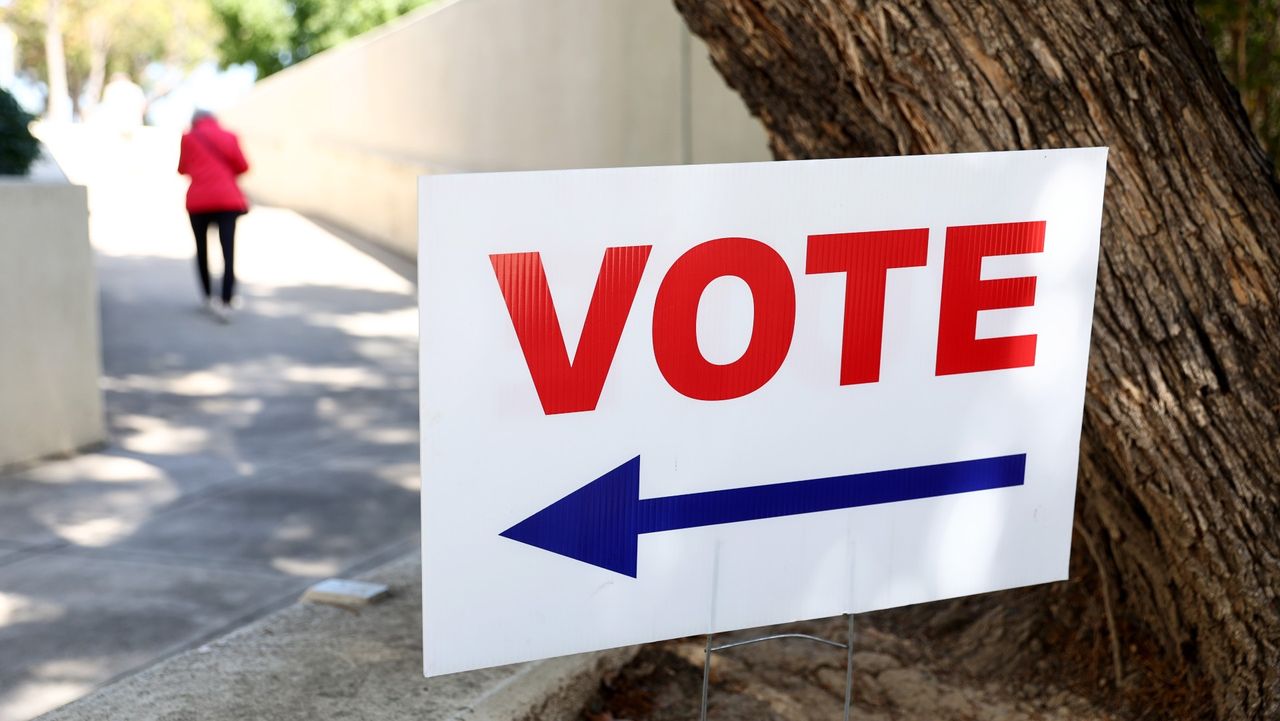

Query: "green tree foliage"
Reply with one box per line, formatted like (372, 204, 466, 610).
(1, 0, 217, 114)
(1197, 0, 1280, 171)
(0, 87, 40, 174)
(211, 0, 433, 78)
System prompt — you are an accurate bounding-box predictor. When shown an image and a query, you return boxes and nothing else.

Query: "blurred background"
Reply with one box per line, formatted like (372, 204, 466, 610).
(0, 1, 1275, 163)
(0, 0, 430, 127)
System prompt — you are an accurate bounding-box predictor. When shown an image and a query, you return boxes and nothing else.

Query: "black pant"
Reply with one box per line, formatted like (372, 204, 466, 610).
(190, 211, 239, 304)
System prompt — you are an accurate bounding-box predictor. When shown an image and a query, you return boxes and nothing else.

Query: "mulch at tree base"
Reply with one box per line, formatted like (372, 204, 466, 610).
(580, 618, 1128, 721)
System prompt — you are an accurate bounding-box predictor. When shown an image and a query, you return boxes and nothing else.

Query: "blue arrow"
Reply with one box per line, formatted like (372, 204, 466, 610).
(500, 453, 1026, 577)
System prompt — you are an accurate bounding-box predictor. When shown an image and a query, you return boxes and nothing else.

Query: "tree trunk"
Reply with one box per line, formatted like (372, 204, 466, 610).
(672, 1, 1280, 719)
(81, 18, 110, 118)
(42, 0, 70, 122)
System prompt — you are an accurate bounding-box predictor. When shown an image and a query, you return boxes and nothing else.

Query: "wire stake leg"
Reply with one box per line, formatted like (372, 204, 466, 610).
(699, 632, 713, 721)
(843, 612, 855, 721)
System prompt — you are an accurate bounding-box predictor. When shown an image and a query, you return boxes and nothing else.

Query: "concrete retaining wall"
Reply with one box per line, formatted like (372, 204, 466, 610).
(0, 177, 104, 469)
(221, 0, 770, 258)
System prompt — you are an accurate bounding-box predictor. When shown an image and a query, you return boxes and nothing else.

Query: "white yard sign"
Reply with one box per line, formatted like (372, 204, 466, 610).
(419, 149, 1108, 676)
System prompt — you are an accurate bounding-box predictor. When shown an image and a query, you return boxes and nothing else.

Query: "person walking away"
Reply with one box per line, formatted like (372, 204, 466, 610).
(178, 110, 249, 323)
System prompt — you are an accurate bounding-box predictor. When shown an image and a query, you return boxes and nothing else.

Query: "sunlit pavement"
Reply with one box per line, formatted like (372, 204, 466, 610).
(0, 125, 421, 721)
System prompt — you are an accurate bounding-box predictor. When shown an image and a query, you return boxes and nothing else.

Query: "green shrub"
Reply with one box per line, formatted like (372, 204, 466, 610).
(0, 88, 40, 176)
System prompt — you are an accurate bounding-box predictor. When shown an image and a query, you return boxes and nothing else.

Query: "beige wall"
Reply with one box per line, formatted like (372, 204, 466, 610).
(0, 179, 104, 468)
(222, 0, 770, 257)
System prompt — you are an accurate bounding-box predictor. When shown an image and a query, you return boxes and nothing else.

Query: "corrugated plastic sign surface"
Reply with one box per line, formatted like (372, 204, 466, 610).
(419, 148, 1108, 676)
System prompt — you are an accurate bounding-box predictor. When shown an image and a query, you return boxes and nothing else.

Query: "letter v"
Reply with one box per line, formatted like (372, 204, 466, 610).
(490, 246, 652, 415)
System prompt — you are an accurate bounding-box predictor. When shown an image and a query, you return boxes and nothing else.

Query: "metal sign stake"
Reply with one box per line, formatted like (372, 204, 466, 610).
(697, 613, 855, 721)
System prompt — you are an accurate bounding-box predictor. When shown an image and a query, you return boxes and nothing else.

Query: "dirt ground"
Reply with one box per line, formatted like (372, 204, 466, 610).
(579, 616, 1126, 721)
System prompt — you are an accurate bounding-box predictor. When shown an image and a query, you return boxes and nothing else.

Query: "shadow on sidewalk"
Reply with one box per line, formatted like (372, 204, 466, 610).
(0, 249, 422, 721)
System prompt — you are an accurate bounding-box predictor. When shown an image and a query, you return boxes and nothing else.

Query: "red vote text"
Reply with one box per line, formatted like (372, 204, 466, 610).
(491, 221, 1043, 415)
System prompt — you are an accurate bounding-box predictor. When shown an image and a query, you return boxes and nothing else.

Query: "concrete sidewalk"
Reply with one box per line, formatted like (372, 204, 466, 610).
(38, 553, 635, 721)
(0, 127, 422, 721)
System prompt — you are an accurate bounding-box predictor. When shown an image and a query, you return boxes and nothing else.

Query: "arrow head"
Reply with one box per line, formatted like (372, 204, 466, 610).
(499, 456, 641, 577)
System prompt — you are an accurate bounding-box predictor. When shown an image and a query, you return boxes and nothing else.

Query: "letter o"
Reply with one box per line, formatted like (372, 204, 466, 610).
(652, 237, 796, 401)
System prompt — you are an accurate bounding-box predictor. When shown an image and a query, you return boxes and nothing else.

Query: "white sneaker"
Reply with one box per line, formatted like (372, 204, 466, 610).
(210, 303, 231, 324)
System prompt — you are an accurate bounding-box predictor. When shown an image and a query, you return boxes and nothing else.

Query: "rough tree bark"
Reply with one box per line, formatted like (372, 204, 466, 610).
(672, 1, 1280, 719)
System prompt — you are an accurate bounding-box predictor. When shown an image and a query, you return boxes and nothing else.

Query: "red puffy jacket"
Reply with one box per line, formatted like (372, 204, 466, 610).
(178, 117, 250, 213)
